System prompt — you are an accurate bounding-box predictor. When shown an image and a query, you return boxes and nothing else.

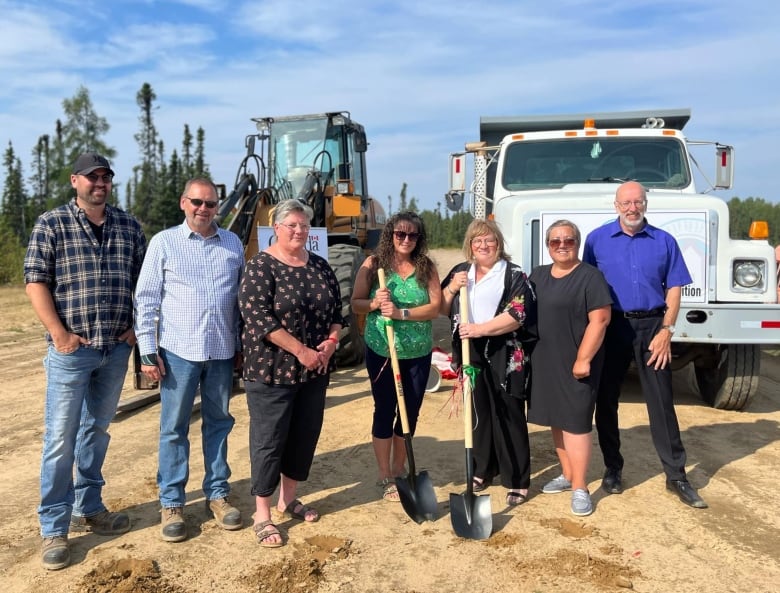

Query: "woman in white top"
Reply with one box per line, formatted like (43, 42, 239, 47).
(440, 220, 537, 506)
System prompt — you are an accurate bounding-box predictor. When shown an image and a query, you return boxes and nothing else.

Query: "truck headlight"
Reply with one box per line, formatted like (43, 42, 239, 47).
(732, 260, 765, 290)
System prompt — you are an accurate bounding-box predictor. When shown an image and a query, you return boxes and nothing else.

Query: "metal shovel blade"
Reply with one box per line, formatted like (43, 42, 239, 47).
(450, 449, 492, 540)
(396, 469, 438, 523)
(450, 491, 492, 540)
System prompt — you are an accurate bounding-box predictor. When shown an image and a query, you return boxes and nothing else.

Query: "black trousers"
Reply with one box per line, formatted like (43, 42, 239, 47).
(595, 315, 687, 481)
(471, 340, 531, 490)
(245, 374, 329, 497)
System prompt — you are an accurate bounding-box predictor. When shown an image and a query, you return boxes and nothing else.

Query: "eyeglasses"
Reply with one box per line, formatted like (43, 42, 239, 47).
(277, 221, 311, 232)
(393, 230, 420, 242)
(185, 197, 218, 209)
(471, 237, 497, 247)
(82, 173, 113, 183)
(548, 237, 577, 249)
(616, 200, 646, 210)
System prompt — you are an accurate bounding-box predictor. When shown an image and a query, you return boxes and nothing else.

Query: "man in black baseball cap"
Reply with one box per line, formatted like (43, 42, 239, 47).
(72, 152, 115, 176)
(25, 149, 145, 570)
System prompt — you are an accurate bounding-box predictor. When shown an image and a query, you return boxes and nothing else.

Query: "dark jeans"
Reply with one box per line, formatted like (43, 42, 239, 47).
(365, 347, 431, 439)
(595, 315, 687, 480)
(245, 374, 329, 497)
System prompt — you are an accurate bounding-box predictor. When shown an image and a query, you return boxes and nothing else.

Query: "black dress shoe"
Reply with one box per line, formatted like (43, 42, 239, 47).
(601, 468, 623, 494)
(666, 479, 708, 509)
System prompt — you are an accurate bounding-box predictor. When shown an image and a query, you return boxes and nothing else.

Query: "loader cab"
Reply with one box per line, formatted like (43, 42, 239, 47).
(253, 112, 369, 228)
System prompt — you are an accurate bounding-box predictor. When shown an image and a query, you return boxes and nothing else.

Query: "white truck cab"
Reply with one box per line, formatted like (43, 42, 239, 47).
(446, 109, 779, 410)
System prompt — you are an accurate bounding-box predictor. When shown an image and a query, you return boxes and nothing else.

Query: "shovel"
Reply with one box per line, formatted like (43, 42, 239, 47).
(377, 269, 438, 523)
(450, 286, 492, 540)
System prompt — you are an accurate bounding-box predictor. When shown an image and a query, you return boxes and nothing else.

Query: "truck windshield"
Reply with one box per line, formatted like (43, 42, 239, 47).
(501, 137, 690, 190)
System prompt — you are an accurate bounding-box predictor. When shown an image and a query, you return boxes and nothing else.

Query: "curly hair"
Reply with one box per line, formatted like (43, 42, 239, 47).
(369, 211, 436, 287)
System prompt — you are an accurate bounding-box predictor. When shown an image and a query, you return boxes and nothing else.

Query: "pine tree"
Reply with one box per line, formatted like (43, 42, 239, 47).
(28, 135, 49, 221)
(399, 182, 408, 212)
(48, 119, 70, 207)
(44, 87, 115, 207)
(1, 143, 29, 245)
(181, 124, 194, 179)
(132, 83, 161, 230)
(194, 127, 209, 177)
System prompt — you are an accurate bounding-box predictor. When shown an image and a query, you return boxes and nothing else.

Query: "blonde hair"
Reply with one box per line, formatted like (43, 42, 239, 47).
(462, 219, 510, 262)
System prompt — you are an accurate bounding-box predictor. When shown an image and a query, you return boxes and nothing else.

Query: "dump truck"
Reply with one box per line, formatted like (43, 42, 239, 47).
(445, 108, 780, 410)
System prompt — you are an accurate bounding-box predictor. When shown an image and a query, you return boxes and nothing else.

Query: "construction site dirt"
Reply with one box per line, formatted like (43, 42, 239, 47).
(0, 249, 778, 593)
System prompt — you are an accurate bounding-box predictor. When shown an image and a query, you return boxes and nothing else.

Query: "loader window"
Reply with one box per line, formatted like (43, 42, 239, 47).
(502, 137, 690, 190)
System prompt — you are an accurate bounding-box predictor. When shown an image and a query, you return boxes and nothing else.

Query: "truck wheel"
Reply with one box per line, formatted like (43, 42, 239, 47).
(328, 243, 366, 367)
(693, 344, 761, 410)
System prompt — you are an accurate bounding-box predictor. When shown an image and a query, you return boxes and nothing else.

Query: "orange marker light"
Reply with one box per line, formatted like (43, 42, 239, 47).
(748, 221, 769, 240)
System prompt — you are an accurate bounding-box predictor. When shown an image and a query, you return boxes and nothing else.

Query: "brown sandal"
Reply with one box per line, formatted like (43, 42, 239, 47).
(282, 498, 320, 522)
(254, 520, 285, 548)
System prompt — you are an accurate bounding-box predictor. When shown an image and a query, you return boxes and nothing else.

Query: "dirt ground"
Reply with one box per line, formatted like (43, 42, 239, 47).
(0, 248, 778, 593)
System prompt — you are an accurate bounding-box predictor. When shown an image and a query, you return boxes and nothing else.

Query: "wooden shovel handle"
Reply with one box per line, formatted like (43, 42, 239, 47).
(460, 286, 474, 449)
(378, 269, 412, 434)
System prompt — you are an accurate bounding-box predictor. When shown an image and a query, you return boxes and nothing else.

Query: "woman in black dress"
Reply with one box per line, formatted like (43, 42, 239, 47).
(528, 220, 611, 516)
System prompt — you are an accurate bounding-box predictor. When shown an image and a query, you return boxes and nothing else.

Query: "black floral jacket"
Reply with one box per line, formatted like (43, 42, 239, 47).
(442, 260, 538, 398)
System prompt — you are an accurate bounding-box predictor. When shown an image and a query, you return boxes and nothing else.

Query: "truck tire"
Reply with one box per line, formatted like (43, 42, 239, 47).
(692, 344, 761, 410)
(328, 243, 366, 367)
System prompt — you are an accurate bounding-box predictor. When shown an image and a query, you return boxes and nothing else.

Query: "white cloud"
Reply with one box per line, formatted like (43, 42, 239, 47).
(1, 0, 779, 212)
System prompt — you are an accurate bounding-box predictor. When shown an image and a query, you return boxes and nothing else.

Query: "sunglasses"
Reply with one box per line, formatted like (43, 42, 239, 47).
(548, 237, 577, 249)
(82, 173, 113, 183)
(185, 197, 218, 209)
(393, 230, 420, 242)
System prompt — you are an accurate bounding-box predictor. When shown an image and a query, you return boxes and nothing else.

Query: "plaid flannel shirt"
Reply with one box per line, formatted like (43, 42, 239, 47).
(24, 199, 147, 350)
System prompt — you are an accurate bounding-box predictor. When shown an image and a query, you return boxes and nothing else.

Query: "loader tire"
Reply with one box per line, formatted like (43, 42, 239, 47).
(692, 344, 760, 410)
(329, 243, 366, 367)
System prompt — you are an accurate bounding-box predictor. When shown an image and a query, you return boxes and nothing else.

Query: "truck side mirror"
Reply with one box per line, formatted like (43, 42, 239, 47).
(445, 190, 464, 211)
(715, 144, 734, 189)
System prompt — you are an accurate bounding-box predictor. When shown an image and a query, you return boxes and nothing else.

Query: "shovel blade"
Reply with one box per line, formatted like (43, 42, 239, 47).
(396, 471, 438, 523)
(449, 492, 492, 540)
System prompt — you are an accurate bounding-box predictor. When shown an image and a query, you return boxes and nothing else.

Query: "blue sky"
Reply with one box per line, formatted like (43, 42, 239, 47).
(1, 0, 778, 213)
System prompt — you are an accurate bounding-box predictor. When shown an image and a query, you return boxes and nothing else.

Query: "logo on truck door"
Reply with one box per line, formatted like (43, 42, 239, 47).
(540, 210, 708, 304)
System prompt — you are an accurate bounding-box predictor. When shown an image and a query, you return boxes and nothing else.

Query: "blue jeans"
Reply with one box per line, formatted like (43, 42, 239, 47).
(157, 349, 235, 508)
(38, 342, 132, 538)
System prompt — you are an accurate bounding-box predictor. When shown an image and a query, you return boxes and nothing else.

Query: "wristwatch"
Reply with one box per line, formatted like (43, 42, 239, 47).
(401, 308, 410, 320)
(662, 324, 676, 335)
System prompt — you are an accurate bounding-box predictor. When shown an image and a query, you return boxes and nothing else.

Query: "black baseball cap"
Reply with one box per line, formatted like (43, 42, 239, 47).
(72, 153, 115, 176)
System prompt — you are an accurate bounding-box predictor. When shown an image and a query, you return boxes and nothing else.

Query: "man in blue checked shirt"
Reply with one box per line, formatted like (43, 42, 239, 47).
(134, 178, 245, 543)
(25, 153, 147, 570)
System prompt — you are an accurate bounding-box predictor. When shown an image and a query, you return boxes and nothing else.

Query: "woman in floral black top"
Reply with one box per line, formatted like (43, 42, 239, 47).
(440, 219, 537, 507)
(239, 200, 343, 547)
